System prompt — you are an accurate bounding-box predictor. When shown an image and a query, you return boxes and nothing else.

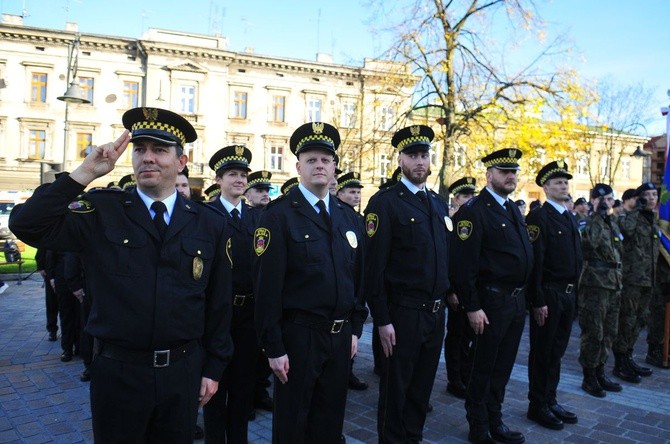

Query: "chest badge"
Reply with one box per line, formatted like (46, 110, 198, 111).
(444, 216, 453, 232)
(346, 231, 358, 248)
(254, 227, 271, 256)
(193, 256, 204, 280)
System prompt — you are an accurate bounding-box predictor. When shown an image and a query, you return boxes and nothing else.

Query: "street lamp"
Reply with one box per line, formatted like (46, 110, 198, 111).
(632, 145, 652, 182)
(57, 33, 90, 173)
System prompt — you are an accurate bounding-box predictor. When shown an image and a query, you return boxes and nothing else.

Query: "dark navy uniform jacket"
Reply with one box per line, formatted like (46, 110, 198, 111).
(450, 187, 533, 312)
(525, 202, 583, 308)
(9, 174, 233, 380)
(254, 186, 367, 359)
(363, 181, 452, 326)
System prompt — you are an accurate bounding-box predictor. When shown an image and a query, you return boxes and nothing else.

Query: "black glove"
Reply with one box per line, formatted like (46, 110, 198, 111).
(597, 198, 609, 217)
(636, 196, 648, 209)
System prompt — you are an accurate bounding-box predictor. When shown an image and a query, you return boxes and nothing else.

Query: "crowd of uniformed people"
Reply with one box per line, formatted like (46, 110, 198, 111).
(9, 106, 668, 444)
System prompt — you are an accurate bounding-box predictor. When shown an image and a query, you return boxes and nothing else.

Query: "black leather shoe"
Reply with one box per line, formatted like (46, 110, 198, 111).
(446, 381, 467, 399)
(490, 423, 525, 444)
(254, 396, 273, 412)
(527, 405, 564, 430)
(60, 352, 73, 362)
(48, 332, 58, 342)
(193, 424, 204, 440)
(348, 374, 369, 390)
(79, 368, 90, 382)
(549, 404, 577, 424)
(468, 430, 495, 443)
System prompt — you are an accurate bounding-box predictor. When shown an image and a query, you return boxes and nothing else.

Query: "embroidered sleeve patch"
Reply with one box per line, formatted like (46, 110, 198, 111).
(366, 213, 378, 237)
(254, 228, 271, 256)
(67, 200, 95, 213)
(527, 225, 540, 242)
(456, 220, 473, 241)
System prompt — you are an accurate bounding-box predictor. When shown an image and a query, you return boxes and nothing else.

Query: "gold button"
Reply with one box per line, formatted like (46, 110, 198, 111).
(123, 239, 128, 244)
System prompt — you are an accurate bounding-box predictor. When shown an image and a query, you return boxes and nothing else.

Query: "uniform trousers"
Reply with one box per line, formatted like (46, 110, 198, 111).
(647, 284, 667, 346)
(272, 320, 351, 444)
(90, 344, 203, 444)
(45, 280, 59, 335)
(79, 294, 93, 366)
(444, 305, 473, 385)
(378, 305, 445, 443)
(55, 282, 80, 354)
(465, 288, 525, 431)
(613, 285, 653, 353)
(528, 286, 575, 407)
(578, 286, 621, 368)
(204, 303, 257, 444)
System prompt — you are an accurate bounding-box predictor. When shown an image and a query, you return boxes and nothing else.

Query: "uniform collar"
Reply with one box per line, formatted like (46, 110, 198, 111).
(298, 183, 330, 213)
(546, 198, 567, 214)
(218, 196, 243, 215)
(485, 186, 508, 208)
(400, 176, 425, 194)
(136, 187, 177, 223)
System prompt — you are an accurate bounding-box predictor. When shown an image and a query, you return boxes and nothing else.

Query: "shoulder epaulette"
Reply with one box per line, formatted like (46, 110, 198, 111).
(464, 196, 480, 207)
(197, 200, 226, 217)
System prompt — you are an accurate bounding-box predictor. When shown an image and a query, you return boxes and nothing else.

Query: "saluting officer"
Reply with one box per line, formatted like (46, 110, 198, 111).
(10, 107, 233, 443)
(443, 177, 477, 400)
(364, 125, 451, 443)
(450, 148, 533, 444)
(254, 122, 367, 443)
(525, 161, 582, 431)
(203, 145, 257, 443)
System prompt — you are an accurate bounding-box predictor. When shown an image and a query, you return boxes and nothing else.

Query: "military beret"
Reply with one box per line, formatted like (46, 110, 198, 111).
(337, 172, 363, 190)
(448, 177, 476, 195)
(290, 122, 340, 156)
(122, 107, 197, 147)
(535, 160, 572, 186)
(590, 183, 613, 199)
(621, 188, 637, 201)
(281, 177, 299, 195)
(246, 170, 273, 190)
(481, 148, 522, 170)
(574, 197, 587, 206)
(391, 125, 434, 154)
(635, 182, 657, 196)
(613, 199, 622, 208)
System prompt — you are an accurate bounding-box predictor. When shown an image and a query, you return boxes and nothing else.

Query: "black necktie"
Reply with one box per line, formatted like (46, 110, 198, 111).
(316, 200, 331, 229)
(417, 190, 430, 211)
(230, 208, 241, 228)
(504, 201, 515, 219)
(151, 201, 168, 240)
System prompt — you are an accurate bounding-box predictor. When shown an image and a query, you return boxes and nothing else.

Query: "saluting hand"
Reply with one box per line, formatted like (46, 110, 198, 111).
(467, 309, 489, 335)
(533, 306, 549, 327)
(69, 130, 131, 187)
(269, 355, 290, 384)
(378, 324, 396, 357)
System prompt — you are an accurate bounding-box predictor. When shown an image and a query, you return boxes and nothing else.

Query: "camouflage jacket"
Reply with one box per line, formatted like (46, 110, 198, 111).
(580, 213, 623, 290)
(619, 209, 660, 287)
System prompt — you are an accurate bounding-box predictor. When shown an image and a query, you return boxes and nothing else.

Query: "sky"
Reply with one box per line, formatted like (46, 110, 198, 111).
(2, 0, 668, 135)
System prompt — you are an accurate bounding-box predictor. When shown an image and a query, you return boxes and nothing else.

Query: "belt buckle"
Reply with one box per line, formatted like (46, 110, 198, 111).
(565, 284, 574, 293)
(330, 320, 344, 334)
(154, 349, 170, 368)
(511, 287, 523, 297)
(432, 300, 441, 313)
(233, 295, 246, 306)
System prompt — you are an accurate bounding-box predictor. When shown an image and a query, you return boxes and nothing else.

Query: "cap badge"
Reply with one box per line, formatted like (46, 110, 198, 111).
(235, 146, 244, 156)
(261, 171, 269, 178)
(466, 177, 473, 184)
(410, 126, 421, 136)
(508, 148, 517, 158)
(142, 108, 159, 121)
(312, 122, 324, 134)
(557, 160, 564, 169)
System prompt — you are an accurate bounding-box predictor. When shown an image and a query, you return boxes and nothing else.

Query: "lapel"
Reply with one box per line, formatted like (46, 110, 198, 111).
(164, 195, 197, 242)
(481, 188, 511, 222)
(330, 197, 347, 235)
(123, 190, 161, 241)
(288, 187, 330, 233)
(396, 182, 429, 216)
(545, 202, 572, 231)
(214, 197, 245, 234)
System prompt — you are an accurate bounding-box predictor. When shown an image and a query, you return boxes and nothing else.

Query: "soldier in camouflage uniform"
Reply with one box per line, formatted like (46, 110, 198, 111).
(646, 255, 670, 368)
(612, 182, 660, 382)
(578, 183, 624, 397)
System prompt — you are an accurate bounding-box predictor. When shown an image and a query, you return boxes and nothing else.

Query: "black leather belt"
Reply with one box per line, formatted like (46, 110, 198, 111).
(484, 285, 525, 297)
(392, 295, 443, 313)
(285, 312, 350, 334)
(96, 339, 198, 368)
(543, 281, 576, 293)
(588, 260, 622, 269)
(233, 293, 254, 307)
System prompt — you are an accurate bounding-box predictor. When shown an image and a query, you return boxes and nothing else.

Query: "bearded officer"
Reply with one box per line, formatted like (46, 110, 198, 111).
(450, 148, 533, 444)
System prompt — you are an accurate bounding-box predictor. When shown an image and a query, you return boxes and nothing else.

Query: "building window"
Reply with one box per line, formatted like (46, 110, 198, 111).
(31, 72, 47, 102)
(621, 157, 631, 180)
(599, 156, 609, 178)
(272, 95, 286, 122)
(380, 106, 395, 131)
(269, 145, 284, 171)
(233, 91, 248, 119)
(179, 84, 196, 114)
(29, 129, 46, 159)
(379, 153, 392, 178)
(184, 140, 202, 164)
(123, 81, 139, 108)
(307, 97, 322, 121)
(341, 101, 357, 128)
(79, 77, 94, 104)
(341, 151, 355, 172)
(575, 155, 588, 176)
(76, 132, 93, 159)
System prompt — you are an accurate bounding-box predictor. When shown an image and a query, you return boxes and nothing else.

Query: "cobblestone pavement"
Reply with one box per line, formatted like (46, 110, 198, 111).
(1, 277, 668, 443)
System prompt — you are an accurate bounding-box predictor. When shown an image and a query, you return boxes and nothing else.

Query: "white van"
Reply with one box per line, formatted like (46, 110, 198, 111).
(0, 191, 32, 239)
